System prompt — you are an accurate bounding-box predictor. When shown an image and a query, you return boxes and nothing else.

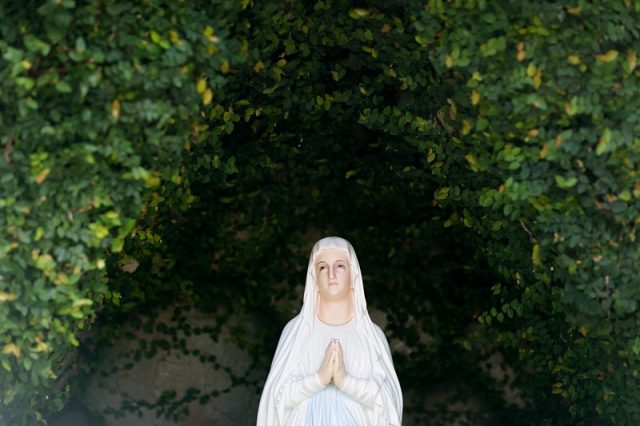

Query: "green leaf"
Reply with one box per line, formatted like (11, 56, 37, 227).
(16, 77, 35, 91)
(434, 187, 450, 200)
(23, 35, 51, 55)
(348, 8, 369, 19)
(532, 244, 541, 266)
(44, 10, 72, 42)
(55, 81, 72, 93)
(596, 129, 612, 155)
(75, 37, 86, 52)
(555, 175, 577, 189)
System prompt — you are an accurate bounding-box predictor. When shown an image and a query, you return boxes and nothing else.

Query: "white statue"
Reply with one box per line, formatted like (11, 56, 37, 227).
(257, 237, 403, 425)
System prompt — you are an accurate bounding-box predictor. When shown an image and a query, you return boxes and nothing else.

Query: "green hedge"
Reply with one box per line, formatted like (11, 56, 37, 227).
(418, 1, 640, 423)
(0, 0, 241, 422)
(73, 1, 502, 424)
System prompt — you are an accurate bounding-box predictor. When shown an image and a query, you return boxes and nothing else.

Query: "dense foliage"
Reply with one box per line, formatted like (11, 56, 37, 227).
(81, 1, 503, 424)
(417, 1, 640, 423)
(1, 1, 639, 425)
(0, 0, 242, 423)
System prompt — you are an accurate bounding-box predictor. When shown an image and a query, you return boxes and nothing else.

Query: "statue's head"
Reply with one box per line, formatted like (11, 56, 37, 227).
(314, 248, 352, 303)
(303, 236, 364, 322)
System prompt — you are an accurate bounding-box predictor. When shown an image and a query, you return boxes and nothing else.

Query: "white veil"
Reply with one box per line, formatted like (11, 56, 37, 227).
(257, 236, 403, 425)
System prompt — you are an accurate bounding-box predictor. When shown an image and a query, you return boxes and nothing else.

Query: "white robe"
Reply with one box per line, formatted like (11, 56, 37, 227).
(283, 315, 392, 424)
(257, 237, 402, 426)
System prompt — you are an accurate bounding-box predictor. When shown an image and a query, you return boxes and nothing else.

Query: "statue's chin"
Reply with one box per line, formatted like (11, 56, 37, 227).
(318, 289, 349, 301)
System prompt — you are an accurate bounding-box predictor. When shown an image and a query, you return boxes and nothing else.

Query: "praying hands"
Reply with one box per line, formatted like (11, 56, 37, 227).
(316, 339, 347, 388)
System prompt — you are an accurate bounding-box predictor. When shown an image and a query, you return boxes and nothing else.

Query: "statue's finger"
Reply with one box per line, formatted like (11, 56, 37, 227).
(325, 342, 333, 356)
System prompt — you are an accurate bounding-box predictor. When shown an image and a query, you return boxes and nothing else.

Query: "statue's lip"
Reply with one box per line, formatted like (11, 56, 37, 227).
(328, 281, 338, 286)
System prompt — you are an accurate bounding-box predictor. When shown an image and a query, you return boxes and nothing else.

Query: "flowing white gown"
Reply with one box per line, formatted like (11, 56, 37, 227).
(257, 237, 403, 426)
(302, 316, 367, 425)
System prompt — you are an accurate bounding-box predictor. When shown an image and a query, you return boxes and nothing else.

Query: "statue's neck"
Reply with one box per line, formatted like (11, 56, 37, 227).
(316, 296, 353, 325)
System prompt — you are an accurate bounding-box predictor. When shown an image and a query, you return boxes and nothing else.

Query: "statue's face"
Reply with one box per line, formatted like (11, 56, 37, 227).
(315, 248, 352, 301)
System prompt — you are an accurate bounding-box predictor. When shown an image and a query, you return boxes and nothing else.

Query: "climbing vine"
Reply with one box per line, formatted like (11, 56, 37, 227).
(2, 1, 640, 425)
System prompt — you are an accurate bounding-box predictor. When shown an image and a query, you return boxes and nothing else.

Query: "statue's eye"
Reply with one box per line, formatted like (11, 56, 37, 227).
(337, 264, 346, 269)
(319, 265, 326, 271)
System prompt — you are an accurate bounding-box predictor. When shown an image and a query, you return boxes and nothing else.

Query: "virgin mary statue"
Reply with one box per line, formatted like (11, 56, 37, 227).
(257, 237, 402, 425)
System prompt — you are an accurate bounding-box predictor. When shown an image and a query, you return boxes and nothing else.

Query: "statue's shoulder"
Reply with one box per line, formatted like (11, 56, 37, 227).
(368, 321, 394, 351)
(368, 319, 386, 337)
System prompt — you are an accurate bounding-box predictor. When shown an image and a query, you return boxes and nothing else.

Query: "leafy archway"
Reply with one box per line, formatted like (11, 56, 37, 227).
(1, 1, 639, 425)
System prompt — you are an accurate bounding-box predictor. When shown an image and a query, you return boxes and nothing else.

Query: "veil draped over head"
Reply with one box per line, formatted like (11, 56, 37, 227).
(257, 236, 403, 425)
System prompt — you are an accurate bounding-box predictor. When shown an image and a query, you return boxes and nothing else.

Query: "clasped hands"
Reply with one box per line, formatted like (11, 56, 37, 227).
(316, 338, 347, 388)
